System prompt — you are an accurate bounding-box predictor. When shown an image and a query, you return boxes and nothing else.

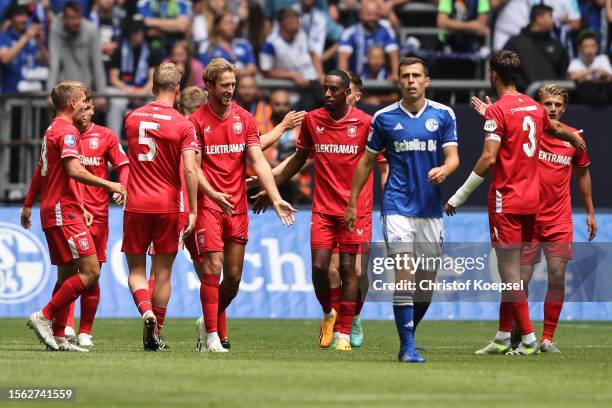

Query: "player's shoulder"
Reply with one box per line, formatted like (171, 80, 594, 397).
(90, 123, 118, 139)
(350, 107, 372, 124)
(50, 116, 79, 135)
(372, 101, 401, 123)
(231, 102, 256, 122)
(426, 99, 456, 120)
(561, 122, 577, 133)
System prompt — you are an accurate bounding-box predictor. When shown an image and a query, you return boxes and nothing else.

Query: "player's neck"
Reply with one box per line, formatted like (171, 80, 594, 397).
(328, 104, 350, 121)
(400, 97, 426, 115)
(495, 83, 519, 98)
(56, 111, 75, 125)
(154, 93, 175, 108)
(209, 98, 231, 119)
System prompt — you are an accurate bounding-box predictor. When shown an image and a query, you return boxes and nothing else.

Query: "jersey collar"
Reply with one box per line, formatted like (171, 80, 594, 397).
(327, 106, 352, 123)
(398, 99, 428, 119)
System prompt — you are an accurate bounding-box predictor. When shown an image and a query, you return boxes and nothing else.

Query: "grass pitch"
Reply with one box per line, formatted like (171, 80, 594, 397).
(1, 319, 611, 408)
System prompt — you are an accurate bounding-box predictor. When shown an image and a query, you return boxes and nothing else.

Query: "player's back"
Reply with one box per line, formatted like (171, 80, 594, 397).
(298, 106, 372, 216)
(124, 101, 198, 213)
(483, 93, 550, 214)
(39, 117, 84, 229)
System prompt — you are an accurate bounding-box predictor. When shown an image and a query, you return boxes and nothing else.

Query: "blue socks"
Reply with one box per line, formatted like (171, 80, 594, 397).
(393, 304, 415, 355)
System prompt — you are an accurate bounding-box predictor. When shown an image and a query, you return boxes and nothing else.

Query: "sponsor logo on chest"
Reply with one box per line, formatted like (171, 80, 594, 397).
(204, 143, 246, 155)
(539, 150, 572, 166)
(80, 156, 102, 166)
(394, 138, 437, 153)
(314, 144, 359, 154)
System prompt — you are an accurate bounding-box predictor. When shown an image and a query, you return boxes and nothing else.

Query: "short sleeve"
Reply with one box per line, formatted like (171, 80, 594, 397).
(296, 116, 314, 151)
(240, 42, 256, 66)
(541, 106, 551, 132)
(180, 122, 200, 152)
(366, 115, 385, 154)
(440, 109, 458, 147)
(245, 114, 260, 147)
(107, 132, 129, 168)
(567, 58, 584, 73)
(375, 153, 387, 163)
(338, 28, 354, 53)
(483, 104, 505, 142)
(573, 142, 590, 167)
(59, 131, 81, 159)
(382, 27, 399, 52)
(259, 41, 275, 71)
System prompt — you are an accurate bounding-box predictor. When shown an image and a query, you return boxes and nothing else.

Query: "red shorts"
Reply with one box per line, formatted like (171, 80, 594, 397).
(122, 212, 185, 254)
(521, 222, 573, 265)
(489, 213, 535, 249)
(331, 215, 372, 255)
(185, 207, 248, 262)
(89, 224, 109, 263)
(44, 223, 97, 265)
(311, 212, 371, 254)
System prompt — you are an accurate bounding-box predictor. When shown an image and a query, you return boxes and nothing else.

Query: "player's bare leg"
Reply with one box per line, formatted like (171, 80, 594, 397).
(328, 252, 341, 347)
(336, 251, 358, 351)
(126, 254, 158, 351)
(150, 253, 177, 349)
(197, 251, 227, 352)
(393, 252, 425, 363)
(312, 249, 335, 347)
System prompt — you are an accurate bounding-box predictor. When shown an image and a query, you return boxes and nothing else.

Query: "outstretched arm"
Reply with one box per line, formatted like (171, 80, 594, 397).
(546, 120, 586, 151)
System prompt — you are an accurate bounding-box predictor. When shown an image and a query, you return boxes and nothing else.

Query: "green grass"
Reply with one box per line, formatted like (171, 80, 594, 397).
(1, 319, 611, 408)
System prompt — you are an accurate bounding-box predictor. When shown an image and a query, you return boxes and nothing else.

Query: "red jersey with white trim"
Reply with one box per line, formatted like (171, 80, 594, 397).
(189, 101, 260, 214)
(80, 123, 129, 225)
(537, 123, 589, 226)
(124, 101, 199, 213)
(483, 93, 551, 214)
(39, 116, 85, 229)
(296, 106, 373, 216)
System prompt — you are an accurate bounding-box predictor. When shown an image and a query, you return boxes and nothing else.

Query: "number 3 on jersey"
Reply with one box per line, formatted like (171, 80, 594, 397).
(138, 121, 160, 162)
(522, 116, 537, 157)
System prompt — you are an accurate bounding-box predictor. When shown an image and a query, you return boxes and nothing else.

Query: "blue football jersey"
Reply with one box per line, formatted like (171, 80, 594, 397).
(366, 100, 458, 218)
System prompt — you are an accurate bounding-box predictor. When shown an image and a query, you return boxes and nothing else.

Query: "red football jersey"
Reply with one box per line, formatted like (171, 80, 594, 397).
(483, 93, 551, 214)
(38, 116, 85, 229)
(537, 123, 589, 225)
(296, 106, 373, 216)
(124, 101, 200, 213)
(189, 102, 260, 214)
(80, 123, 129, 225)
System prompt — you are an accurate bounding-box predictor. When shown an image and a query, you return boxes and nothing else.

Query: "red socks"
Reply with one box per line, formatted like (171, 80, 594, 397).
(132, 288, 152, 316)
(509, 290, 534, 335)
(338, 301, 356, 335)
(152, 306, 166, 333)
(315, 288, 332, 314)
(43, 274, 85, 321)
(542, 285, 564, 341)
(200, 274, 220, 333)
(66, 301, 75, 329)
(218, 310, 227, 339)
(79, 283, 100, 335)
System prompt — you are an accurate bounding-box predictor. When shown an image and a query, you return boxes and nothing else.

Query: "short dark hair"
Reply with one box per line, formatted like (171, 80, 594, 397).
(278, 7, 299, 22)
(529, 4, 553, 25)
(5, 4, 29, 19)
(326, 70, 351, 89)
(63, 1, 83, 15)
(578, 30, 598, 47)
(398, 57, 429, 77)
(489, 50, 522, 86)
(348, 71, 363, 91)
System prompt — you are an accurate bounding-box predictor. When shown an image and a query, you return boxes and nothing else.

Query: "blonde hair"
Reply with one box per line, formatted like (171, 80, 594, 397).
(537, 84, 569, 106)
(203, 57, 236, 86)
(180, 86, 208, 115)
(153, 63, 183, 93)
(50, 81, 86, 110)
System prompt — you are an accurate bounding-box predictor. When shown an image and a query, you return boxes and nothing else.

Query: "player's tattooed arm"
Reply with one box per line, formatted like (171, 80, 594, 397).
(345, 150, 377, 231)
(546, 120, 586, 151)
(248, 146, 297, 225)
(574, 166, 597, 241)
(63, 157, 126, 197)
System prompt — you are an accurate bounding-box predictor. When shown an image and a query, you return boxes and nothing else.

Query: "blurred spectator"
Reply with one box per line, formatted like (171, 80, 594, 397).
(607, 0, 612, 51)
(363, 45, 387, 79)
(138, 0, 192, 56)
(48, 2, 106, 92)
(578, 0, 605, 42)
(568, 30, 612, 103)
(51, 0, 90, 15)
(236, 74, 265, 115)
(89, 0, 124, 76)
(263, 0, 327, 21)
(260, 7, 324, 109)
(337, 0, 399, 80)
(107, 16, 162, 134)
(294, 0, 326, 57)
(237, 0, 266, 59)
(504, 4, 569, 90)
(8, 0, 55, 32)
(494, 0, 581, 52)
(198, 12, 257, 76)
(166, 40, 204, 88)
(0, 4, 49, 93)
(179, 85, 207, 116)
(192, 0, 227, 51)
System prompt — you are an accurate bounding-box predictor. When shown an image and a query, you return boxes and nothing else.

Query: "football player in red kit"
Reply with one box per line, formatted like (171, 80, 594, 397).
(471, 83, 596, 352)
(188, 58, 296, 352)
(445, 51, 586, 355)
(122, 63, 200, 351)
(22, 88, 128, 347)
(26, 81, 126, 352)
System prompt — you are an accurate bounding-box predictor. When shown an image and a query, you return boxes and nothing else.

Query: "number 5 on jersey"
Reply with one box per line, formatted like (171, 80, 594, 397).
(138, 121, 160, 162)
